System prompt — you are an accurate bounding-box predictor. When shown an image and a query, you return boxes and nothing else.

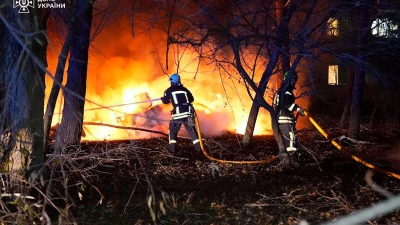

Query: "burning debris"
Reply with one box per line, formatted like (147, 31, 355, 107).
(131, 105, 167, 130)
(130, 92, 168, 133)
(115, 92, 170, 136)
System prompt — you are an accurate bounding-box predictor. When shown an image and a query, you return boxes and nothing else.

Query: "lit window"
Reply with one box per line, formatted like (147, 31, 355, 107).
(327, 18, 339, 36)
(372, 18, 399, 38)
(328, 65, 339, 85)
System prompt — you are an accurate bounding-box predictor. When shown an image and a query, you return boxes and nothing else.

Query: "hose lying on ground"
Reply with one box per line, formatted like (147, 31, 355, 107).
(194, 111, 279, 164)
(304, 111, 400, 180)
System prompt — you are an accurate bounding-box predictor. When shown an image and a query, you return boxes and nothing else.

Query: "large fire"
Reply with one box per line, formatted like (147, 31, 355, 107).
(45, 10, 308, 141)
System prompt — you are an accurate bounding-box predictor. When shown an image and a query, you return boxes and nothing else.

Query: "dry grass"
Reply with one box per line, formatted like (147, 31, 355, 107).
(1, 126, 400, 224)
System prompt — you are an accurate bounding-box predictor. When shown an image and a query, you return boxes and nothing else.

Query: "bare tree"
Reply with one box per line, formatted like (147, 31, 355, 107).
(135, 0, 336, 168)
(242, 0, 296, 148)
(329, 0, 400, 137)
(43, 0, 92, 149)
(0, 2, 47, 178)
(347, 1, 375, 138)
(52, 0, 94, 151)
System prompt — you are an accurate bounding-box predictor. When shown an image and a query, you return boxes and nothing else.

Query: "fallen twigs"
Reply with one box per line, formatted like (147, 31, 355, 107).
(336, 135, 375, 145)
(319, 193, 400, 225)
(314, 135, 374, 145)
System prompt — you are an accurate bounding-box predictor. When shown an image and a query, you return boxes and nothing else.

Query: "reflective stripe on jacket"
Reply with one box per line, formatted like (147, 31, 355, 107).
(161, 85, 195, 119)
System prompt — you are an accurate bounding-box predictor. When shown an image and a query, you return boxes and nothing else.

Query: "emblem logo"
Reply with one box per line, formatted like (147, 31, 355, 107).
(13, 0, 35, 13)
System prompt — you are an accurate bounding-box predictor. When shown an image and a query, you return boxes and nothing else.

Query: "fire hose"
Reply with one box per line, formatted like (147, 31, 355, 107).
(84, 98, 162, 112)
(304, 111, 400, 180)
(83, 97, 400, 179)
(193, 110, 279, 164)
(83, 97, 279, 164)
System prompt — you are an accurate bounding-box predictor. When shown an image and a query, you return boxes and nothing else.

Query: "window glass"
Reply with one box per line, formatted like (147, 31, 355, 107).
(328, 65, 339, 85)
(372, 18, 399, 38)
(327, 18, 339, 36)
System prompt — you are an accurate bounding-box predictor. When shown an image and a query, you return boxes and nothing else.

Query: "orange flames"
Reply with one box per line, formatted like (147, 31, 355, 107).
(45, 17, 310, 141)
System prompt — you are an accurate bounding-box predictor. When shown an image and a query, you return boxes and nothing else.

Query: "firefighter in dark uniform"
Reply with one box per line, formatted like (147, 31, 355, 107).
(275, 71, 305, 166)
(161, 73, 201, 153)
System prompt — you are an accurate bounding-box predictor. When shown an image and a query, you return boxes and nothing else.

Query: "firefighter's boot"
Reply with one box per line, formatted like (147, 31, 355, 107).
(289, 151, 299, 166)
(279, 152, 291, 171)
(168, 143, 176, 153)
(194, 142, 201, 152)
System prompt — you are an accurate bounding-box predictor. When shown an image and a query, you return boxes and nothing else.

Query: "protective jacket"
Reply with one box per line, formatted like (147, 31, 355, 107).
(161, 85, 195, 119)
(161, 83, 200, 153)
(276, 85, 301, 124)
(275, 83, 302, 153)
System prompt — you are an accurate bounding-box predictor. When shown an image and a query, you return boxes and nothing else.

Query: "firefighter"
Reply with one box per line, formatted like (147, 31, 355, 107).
(161, 73, 201, 153)
(275, 71, 305, 166)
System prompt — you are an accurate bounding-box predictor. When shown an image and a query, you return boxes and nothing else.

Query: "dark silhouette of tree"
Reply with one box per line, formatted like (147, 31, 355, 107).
(54, 0, 94, 151)
(348, 2, 372, 138)
(135, 0, 335, 167)
(242, 0, 294, 148)
(332, 1, 400, 138)
(43, 0, 92, 149)
(0, 3, 47, 178)
(137, 0, 400, 149)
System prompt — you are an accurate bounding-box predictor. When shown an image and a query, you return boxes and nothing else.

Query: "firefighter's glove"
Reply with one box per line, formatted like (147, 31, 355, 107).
(298, 108, 305, 116)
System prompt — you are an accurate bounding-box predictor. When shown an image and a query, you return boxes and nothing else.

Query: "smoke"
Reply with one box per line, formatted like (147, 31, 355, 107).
(44, 3, 310, 140)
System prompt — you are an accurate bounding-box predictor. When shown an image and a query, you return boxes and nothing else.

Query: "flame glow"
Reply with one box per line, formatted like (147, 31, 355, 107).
(45, 14, 283, 141)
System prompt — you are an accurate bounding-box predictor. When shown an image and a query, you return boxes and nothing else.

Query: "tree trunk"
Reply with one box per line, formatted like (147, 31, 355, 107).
(241, 55, 279, 148)
(349, 69, 365, 138)
(0, 5, 47, 179)
(348, 2, 370, 139)
(242, 96, 260, 147)
(43, 33, 71, 149)
(43, 0, 92, 149)
(276, 0, 291, 74)
(242, 0, 294, 148)
(55, 0, 93, 151)
(339, 69, 355, 129)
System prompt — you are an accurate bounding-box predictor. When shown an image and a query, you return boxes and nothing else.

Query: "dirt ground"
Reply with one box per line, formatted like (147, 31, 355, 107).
(70, 125, 400, 225)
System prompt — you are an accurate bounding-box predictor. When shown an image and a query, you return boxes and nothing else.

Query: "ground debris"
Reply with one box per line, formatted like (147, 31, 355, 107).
(69, 127, 400, 224)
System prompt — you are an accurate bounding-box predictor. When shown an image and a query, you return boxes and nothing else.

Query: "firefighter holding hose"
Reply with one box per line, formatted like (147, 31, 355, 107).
(161, 73, 201, 153)
(275, 71, 305, 167)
